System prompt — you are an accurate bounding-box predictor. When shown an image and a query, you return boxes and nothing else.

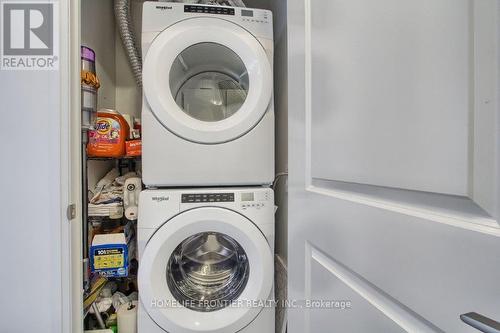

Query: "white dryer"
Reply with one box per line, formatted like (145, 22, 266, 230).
(141, 2, 274, 187)
(138, 188, 275, 333)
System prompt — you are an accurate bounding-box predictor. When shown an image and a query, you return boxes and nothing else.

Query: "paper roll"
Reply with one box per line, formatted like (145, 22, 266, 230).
(117, 301, 137, 333)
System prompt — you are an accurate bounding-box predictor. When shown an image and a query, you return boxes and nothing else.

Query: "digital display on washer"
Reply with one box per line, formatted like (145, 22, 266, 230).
(182, 193, 235, 203)
(241, 9, 254, 17)
(184, 5, 235, 15)
(241, 193, 254, 201)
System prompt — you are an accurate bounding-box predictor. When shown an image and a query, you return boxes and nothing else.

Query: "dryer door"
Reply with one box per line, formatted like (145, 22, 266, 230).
(143, 17, 272, 144)
(139, 207, 274, 333)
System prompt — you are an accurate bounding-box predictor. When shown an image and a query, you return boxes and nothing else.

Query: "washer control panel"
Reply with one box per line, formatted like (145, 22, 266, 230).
(181, 192, 235, 203)
(179, 190, 272, 211)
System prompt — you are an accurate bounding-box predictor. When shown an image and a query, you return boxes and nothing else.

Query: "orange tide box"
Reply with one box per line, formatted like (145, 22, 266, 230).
(126, 140, 142, 157)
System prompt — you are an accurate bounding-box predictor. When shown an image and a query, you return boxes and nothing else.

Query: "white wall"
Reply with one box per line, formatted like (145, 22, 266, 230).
(81, 0, 116, 109)
(0, 12, 65, 333)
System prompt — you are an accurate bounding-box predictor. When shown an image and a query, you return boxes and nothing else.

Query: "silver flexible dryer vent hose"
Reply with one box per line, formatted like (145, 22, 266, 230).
(114, 0, 143, 87)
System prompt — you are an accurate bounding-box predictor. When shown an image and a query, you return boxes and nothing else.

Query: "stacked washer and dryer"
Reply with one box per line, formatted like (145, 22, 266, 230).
(138, 2, 275, 333)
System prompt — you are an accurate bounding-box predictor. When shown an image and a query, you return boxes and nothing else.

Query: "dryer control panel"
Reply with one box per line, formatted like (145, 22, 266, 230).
(181, 4, 270, 24)
(184, 5, 235, 15)
(143, 2, 273, 40)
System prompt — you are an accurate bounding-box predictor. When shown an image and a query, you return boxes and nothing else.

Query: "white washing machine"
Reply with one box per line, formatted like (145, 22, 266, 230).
(138, 187, 275, 333)
(141, 2, 274, 187)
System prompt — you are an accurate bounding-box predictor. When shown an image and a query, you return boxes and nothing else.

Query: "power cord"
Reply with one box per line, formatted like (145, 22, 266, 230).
(272, 171, 288, 189)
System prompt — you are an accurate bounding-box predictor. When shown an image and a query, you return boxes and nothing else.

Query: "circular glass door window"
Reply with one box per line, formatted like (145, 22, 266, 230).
(167, 232, 250, 312)
(169, 43, 249, 122)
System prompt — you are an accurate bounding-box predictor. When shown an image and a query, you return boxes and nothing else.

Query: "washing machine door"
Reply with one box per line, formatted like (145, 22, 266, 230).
(143, 17, 272, 144)
(139, 207, 274, 333)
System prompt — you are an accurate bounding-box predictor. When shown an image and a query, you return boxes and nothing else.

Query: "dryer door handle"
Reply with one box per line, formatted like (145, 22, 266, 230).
(460, 312, 500, 333)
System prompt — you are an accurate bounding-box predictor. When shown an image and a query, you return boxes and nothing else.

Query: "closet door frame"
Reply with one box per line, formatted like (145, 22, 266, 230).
(60, 0, 84, 332)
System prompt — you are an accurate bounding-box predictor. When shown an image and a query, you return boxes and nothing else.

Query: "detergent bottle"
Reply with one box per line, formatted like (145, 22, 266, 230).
(87, 109, 130, 158)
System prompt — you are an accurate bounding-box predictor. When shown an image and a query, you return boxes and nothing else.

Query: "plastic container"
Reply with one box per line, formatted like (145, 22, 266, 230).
(81, 46, 99, 130)
(81, 46, 96, 73)
(117, 301, 138, 333)
(81, 85, 98, 128)
(87, 109, 130, 158)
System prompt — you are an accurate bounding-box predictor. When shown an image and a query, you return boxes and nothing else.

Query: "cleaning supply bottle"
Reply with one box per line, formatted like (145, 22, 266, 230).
(87, 109, 130, 158)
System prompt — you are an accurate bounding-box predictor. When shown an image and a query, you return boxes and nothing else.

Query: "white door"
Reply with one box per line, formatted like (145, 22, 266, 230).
(288, 0, 500, 332)
(143, 18, 272, 144)
(139, 207, 273, 333)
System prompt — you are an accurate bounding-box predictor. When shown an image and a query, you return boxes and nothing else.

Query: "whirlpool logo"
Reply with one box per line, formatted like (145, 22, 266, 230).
(155, 5, 172, 10)
(152, 196, 169, 203)
(1, 1, 59, 70)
